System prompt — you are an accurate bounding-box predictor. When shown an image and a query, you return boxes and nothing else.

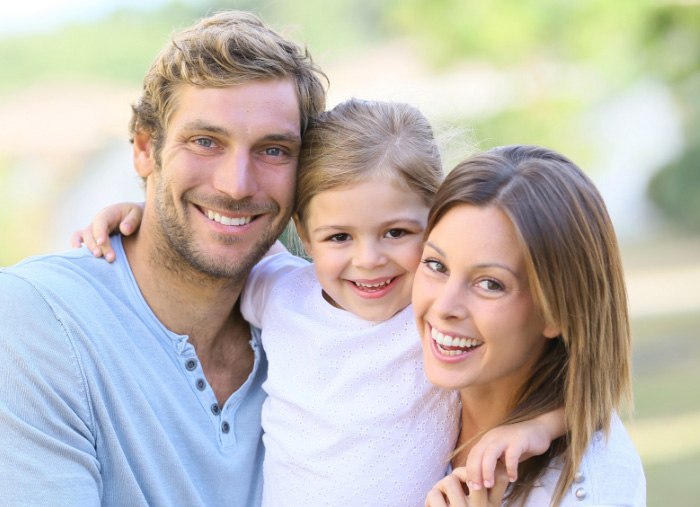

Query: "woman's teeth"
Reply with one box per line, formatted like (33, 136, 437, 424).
(431, 327, 482, 356)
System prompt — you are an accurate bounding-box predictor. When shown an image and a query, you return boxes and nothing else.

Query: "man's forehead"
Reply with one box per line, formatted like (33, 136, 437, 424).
(167, 81, 302, 138)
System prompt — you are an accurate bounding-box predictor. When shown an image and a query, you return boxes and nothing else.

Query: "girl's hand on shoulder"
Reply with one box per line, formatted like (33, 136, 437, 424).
(70, 202, 144, 262)
(425, 465, 508, 507)
(465, 409, 564, 492)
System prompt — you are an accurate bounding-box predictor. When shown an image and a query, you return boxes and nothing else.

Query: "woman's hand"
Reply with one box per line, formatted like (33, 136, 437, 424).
(70, 202, 144, 262)
(425, 464, 508, 507)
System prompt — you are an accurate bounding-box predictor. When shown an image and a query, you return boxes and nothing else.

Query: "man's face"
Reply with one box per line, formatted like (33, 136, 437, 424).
(137, 80, 301, 282)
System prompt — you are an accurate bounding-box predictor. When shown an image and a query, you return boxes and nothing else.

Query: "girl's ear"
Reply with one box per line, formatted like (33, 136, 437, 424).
(133, 131, 156, 178)
(293, 214, 313, 259)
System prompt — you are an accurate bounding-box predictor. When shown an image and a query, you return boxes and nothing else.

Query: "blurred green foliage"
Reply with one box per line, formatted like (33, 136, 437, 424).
(649, 146, 700, 231)
(640, 4, 700, 230)
(0, 3, 203, 93)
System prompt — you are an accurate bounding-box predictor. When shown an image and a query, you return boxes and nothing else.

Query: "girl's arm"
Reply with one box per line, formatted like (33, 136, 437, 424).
(70, 202, 144, 262)
(465, 407, 565, 491)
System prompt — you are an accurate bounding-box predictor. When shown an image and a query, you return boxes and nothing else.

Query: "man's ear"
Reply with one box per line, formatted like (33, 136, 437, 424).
(133, 131, 156, 178)
(293, 214, 313, 259)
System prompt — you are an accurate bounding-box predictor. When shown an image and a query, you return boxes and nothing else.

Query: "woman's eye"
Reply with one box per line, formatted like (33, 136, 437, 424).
(385, 228, 407, 239)
(476, 278, 504, 292)
(422, 258, 446, 274)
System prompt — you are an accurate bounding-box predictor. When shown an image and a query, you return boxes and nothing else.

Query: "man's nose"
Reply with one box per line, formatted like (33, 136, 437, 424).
(212, 150, 258, 199)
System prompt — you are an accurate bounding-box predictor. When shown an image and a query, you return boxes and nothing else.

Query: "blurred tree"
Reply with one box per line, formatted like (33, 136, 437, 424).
(642, 2, 700, 229)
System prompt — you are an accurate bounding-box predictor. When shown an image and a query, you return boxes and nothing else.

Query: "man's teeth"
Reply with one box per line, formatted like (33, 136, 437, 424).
(206, 210, 252, 226)
(354, 279, 392, 289)
(431, 327, 481, 355)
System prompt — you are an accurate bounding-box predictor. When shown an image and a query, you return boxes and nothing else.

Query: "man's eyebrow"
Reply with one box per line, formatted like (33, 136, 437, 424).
(261, 132, 302, 145)
(181, 121, 230, 136)
(180, 121, 300, 145)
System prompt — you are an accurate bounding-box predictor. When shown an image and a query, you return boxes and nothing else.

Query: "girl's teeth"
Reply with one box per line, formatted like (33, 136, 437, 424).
(355, 279, 391, 288)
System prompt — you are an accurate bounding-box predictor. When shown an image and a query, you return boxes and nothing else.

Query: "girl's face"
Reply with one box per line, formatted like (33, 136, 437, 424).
(299, 176, 430, 322)
(412, 204, 559, 397)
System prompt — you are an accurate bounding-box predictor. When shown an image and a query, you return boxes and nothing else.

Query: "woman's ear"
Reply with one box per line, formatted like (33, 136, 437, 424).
(543, 321, 561, 339)
(293, 214, 313, 259)
(133, 131, 156, 178)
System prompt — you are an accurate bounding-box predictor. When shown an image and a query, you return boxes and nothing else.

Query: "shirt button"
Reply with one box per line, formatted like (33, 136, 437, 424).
(185, 359, 197, 371)
(211, 403, 220, 415)
(575, 487, 586, 500)
(574, 471, 584, 483)
(196, 379, 206, 391)
(221, 421, 230, 433)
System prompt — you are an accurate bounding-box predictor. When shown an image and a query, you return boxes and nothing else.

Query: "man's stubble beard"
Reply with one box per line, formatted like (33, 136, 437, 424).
(152, 180, 289, 286)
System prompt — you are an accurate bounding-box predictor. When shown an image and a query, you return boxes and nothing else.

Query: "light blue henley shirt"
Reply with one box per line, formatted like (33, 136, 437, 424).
(0, 235, 266, 506)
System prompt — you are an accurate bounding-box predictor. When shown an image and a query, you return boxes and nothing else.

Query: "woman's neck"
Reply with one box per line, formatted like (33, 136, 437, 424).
(452, 387, 515, 468)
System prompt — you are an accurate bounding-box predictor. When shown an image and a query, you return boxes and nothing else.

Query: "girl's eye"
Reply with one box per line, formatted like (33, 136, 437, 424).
(328, 233, 351, 243)
(476, 278, 504, 292)
(421, 258, 447, 274)
(385, 228, 407, 239)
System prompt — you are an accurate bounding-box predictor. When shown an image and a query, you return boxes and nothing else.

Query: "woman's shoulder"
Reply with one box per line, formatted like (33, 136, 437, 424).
(572, 414, 646, 505)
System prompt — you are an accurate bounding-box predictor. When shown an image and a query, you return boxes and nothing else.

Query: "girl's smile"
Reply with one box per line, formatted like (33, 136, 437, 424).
(299, 176, 430, 322)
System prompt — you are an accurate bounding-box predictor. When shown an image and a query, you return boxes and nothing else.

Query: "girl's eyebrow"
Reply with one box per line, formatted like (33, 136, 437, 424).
(313, 218, 425, 234)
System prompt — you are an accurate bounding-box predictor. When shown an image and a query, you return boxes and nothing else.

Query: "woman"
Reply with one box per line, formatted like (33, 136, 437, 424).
(417, 145, 646, 506)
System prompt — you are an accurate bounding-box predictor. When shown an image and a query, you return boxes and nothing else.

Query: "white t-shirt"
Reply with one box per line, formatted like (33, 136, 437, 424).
(242, 252, 460, 507)
(520, 414, 646, 506)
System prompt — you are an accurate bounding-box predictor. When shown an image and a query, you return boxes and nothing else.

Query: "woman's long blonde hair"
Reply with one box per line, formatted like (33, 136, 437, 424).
(428, 145, 631, 506)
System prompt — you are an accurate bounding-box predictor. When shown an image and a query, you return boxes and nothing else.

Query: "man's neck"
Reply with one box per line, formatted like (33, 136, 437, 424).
(122, 231, 254, 405)
(123, 231, 245, 340)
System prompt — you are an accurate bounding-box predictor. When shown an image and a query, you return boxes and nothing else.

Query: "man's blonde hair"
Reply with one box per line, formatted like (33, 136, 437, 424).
(130, 10, 327, 158)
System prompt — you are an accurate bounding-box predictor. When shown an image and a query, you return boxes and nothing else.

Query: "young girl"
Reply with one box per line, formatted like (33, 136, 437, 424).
(420, 145, 646, 506)
(74, 100, 564, 505)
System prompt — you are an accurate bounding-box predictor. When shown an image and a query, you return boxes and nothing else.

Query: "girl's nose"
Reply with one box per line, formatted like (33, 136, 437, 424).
(352, 240, 387, 269)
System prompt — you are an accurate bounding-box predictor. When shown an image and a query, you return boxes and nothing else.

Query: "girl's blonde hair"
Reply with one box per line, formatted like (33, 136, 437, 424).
(428, 145, 631, 506)
(295, 98, 443, 228)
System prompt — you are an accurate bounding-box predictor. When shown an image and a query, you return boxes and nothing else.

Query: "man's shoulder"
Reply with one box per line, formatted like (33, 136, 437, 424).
(1, 247, 121, 307)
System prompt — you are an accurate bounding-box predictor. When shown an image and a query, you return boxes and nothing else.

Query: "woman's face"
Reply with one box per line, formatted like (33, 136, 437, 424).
(412, 204, 558, 397)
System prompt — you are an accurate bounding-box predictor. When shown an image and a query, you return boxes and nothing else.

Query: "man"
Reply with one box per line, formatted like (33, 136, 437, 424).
(0, 11, 325, 506)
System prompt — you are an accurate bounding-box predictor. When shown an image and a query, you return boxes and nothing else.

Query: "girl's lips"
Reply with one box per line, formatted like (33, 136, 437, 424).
(346, 276, 398, 299)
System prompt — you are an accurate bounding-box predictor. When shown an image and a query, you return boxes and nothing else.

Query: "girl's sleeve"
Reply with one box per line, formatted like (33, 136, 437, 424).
(240, 252, 309, 327)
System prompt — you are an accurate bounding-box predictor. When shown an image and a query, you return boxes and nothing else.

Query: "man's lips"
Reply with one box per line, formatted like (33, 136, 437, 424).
(204, 208, 253, 226)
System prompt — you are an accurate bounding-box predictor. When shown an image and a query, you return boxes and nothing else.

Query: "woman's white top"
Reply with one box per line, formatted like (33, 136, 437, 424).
(519, 414, 646, 506)
(242, 253, 460, 507)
